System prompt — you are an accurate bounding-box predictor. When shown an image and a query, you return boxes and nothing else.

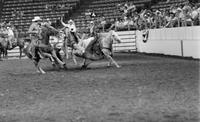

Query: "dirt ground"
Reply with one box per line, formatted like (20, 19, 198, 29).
(0, 53, 199, 122)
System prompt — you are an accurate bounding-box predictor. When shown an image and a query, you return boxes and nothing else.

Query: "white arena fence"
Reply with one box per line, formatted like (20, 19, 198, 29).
(6, 27, 200, 59)
(136, 26, 200, 59)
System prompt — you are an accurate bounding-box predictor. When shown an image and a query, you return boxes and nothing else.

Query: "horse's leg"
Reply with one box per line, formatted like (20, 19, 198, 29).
(0, 50, 2, 61)
(72, 49, 78, 65)
(51, 50, 65, 68)
(33, 60, 46, 74)
(81, 58, 91, 69)
(65, 44, 69, 60)
(2, 49, 5, 58)
(5, 49, 8, 59)
(107, 49, 114, 67)
(41, 52, 56, 66)
(102, 49, 121, 68)
(19, 47, 22, 59)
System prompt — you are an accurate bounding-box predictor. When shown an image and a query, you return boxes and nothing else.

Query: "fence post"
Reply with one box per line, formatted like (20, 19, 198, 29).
(128, 23, 130, 31)
(178, 19, 180, 27)
(102, 24, 105, 32)
(181, 40, 184, 57)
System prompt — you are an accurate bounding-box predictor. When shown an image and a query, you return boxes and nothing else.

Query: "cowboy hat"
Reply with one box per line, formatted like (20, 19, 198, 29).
(32, 16, 42, 22)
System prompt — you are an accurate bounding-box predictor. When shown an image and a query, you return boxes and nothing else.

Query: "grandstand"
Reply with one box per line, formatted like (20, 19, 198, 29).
(0, 0, 154, 32)
(0, 0, 81, 32)
(71, 0, 152, 29)
(1, 0, 199, 31)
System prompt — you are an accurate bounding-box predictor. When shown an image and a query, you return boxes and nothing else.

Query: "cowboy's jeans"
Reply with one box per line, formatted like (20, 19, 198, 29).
(7, 36, 14, 48)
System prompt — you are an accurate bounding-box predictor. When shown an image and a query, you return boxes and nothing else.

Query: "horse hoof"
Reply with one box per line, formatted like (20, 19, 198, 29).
(52, 63, 56, 68)
(60, 63, 67, 69)
(41, 71, 46, 74)
(116, 65, 121, 68)
(81, 65, 87, 69)
(36, 70, 46, 74)
(63, 64, 68, 70)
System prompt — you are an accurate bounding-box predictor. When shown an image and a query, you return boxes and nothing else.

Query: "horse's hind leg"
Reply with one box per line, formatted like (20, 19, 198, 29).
(102, 49, 121, 68)
(41, 52, 56, 65)
(0, 51, 2, 61)
(81, 58, 91, 69)
(4, 49, 8, 59)
(72, 50, 78, 65)
(52, 50, 65, 68)
(33, 60, 46, 74)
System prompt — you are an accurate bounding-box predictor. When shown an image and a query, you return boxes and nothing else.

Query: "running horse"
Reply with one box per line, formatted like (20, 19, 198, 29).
(62, 26, 122, 68)
(0, 28, 24, 59)
(23, 24, 65, 74)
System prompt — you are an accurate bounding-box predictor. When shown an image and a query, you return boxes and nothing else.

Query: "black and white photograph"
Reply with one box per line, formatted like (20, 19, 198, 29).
(0, 0, 199, 121)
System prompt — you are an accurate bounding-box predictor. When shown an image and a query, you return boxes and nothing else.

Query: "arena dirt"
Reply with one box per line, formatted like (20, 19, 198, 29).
(0, 53, 199, 122)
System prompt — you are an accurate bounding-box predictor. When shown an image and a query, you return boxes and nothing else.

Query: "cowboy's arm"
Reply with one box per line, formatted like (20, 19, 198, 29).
(60, 17, 70, 28)
(27, 24, 38, 34)
(44, 24, 59, 33)
(127, 5, 136, 11)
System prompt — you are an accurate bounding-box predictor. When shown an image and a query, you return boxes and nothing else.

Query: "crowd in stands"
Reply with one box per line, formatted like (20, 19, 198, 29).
(93, 0, 200, 31)
(11, 9, 24, 19)
(44, 1, 72, 12)
(1, 0, 200, 33)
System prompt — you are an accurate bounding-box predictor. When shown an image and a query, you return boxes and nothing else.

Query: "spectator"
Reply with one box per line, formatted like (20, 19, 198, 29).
(165, 12, 178, 27)
(191, 5, 199, 25)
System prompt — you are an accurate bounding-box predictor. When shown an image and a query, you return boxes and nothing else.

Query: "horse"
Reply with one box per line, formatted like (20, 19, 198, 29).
(23, 24, 66, 74)
(0, 36, 6, 60)
(0, 28, 24, 59)
(63, 27, 122, 68)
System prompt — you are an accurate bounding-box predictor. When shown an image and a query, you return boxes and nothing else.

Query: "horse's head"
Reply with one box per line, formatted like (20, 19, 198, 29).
(110, 30, 121, 43)
(68, 25, 76, 33)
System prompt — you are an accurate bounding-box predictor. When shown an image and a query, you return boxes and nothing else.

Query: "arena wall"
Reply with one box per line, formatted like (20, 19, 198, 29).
(136, 26, 200, 59)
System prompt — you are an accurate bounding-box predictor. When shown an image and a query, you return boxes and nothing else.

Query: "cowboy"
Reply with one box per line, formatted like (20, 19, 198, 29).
(84, 21, 98, 52)
(61, 18, 82, 46)
(6, 23, 15, 48)
(27, 16, 43, 59)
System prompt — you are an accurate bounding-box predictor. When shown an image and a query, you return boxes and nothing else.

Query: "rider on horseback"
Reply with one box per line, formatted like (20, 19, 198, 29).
(84, 21, 98, 52)
(27, 16, 43, 59)
(61, 17, 85, 54)
(5, 23, 15, 49)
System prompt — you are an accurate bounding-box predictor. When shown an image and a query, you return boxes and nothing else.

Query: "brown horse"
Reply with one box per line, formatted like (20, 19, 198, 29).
(23, 24, 65, 74)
